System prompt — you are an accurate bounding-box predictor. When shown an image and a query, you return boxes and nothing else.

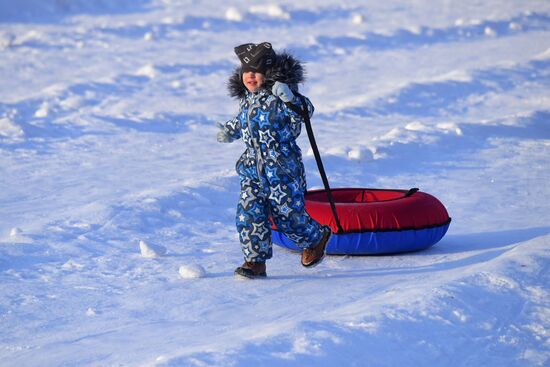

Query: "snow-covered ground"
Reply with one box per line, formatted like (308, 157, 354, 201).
(1, 1, 549, 366)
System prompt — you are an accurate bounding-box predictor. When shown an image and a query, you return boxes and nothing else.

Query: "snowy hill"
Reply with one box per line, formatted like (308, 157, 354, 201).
(1, 1, 549, 366)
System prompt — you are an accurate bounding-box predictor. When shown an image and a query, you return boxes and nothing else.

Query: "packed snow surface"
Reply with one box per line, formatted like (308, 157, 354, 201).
(1, 1, 549, 366)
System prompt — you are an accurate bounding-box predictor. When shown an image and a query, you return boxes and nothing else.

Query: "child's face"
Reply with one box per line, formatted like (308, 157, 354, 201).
(242, 71, 265, 93)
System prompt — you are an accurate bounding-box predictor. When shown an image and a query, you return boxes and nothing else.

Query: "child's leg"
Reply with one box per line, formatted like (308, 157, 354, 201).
(236, 176, 273, 262)
(269, 177, 324, 249)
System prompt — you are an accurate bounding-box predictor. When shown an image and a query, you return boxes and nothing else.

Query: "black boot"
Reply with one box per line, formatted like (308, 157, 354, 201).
(235, 261, 267, 278)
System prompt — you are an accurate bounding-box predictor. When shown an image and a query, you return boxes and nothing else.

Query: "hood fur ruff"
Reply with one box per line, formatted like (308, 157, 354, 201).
(227, 51, 306, 99)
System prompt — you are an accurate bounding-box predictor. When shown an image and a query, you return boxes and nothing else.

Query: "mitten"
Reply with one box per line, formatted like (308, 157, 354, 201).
(272, 81, 294, 103)
(216, 122, 235, 143)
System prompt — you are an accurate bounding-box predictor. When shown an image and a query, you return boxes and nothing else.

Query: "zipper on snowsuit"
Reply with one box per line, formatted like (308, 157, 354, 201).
(246, 93, 266, 186)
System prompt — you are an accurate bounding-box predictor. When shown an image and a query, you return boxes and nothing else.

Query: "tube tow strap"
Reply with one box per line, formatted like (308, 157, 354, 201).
(285, 96, 344, 234)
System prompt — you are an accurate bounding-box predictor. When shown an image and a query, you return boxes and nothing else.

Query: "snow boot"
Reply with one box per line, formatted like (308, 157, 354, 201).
(234, 261, 267, 279)
(301, 226, 332, 268)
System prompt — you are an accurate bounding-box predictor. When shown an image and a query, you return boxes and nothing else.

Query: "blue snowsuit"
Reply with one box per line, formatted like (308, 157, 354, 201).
(221, 88, 324, 262)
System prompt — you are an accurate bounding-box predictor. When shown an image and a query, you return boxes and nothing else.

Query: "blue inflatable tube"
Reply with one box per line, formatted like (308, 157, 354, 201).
(273, 221, 450, 255)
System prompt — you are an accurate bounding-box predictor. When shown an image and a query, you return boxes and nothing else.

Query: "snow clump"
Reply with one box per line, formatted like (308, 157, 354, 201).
(136, 64, 157, 78)
(225, 7, 243, 22)
(348, 147, 374, 161)
(139, 240, 167, 258)
(143, 32, 154, 41)
(34, 102, 50, 118)
(0, 32, 15, 49)
(178, 264, 206, 279)
(437, 122, 463, 136)
(10, 227, 23, 237)
(351, 14, 365, 25)
(484, 27, 497, 37)
(249, 4, 290, 20)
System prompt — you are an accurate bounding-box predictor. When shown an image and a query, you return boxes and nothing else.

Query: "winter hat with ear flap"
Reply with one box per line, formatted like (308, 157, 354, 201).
(234, 42, 276, 74)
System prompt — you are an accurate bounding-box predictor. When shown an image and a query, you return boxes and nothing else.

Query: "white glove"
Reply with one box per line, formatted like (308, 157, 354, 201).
(272, 81, 294, 103)
(216, 122, 234, 143)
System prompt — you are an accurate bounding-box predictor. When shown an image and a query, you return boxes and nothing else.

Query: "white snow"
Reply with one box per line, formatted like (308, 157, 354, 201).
(135, 64, 158, 79)
(143, 31, 154, 41)
(1, 0, 549, 366)
(0, 117, 24, 139)
(139, 240, 167, 258)
(534, 47, 550, 60)
(351, 13, 365, 25)
(9, 227, 23, 237)
(509, 22, 523, 31)
(485, 26, 498, 37)
(249, 4, 290, 20)
(178, 264, 207, 279)
(33, 102, 50, 118)
(225, 7, 243, 22)
(0, 31, 14, 49)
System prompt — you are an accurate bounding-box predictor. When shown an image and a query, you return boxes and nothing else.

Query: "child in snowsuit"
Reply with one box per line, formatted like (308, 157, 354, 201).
(217, 42, 332, 278)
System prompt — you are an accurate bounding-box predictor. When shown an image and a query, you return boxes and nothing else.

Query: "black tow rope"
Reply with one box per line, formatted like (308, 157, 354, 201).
(285, 95, 344, 234)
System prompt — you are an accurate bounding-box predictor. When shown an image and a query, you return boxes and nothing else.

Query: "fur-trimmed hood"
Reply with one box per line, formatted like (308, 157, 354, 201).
(227, 52, 306, 100)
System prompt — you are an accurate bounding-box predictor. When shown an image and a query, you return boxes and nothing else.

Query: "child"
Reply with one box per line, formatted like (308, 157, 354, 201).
(217, 42, 332, 278)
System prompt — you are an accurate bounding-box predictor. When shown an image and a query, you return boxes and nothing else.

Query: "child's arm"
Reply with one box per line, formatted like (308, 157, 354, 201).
(216, 115, 241, 143)
(283, 94, 314, 122)
(272, 81, 314, 122)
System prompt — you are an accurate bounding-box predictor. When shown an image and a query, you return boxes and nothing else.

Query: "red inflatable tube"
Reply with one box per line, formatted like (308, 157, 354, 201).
(305, 188, 450, 233)
(272, 188, 451, 255)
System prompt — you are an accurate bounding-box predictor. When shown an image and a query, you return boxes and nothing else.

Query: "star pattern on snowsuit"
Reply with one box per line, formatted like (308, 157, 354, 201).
(237, 213, 247, 225)
(289, 180, 302, 195)
(280, 144, 290, 155)
(248, 201, 265, 221)
(279, 203, 291, 217)
(240, 186, 255, 209)
(265, 164, 279, 182)
(258, 129, 276, 147)
(279, 126, 292, 140)
(256, 109, 271, 129)
(258, 240, 270, 252)
(242, 246, 254, 259)
(269, 184, 287, 205)
(251, 222, 269, 240)
(240, 228, 250, 244)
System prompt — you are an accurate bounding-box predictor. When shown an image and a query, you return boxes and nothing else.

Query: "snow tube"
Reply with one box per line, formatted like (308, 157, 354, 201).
(272, 188, 451, 255)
